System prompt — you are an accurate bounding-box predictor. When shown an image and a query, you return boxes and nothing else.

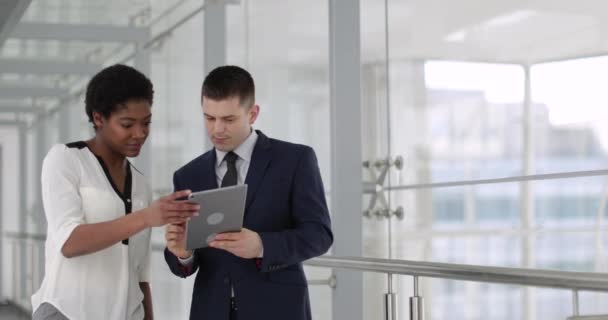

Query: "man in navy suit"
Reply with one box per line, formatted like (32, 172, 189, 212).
(164, 65, 333, 320)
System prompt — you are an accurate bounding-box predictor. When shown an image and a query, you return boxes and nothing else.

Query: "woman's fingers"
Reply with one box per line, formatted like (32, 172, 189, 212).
(165, 202, 200, 212)
(165, 189, 192, 201)
(168, 217, 191, 224)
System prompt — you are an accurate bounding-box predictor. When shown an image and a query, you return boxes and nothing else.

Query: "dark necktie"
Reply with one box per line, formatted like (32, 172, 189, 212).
(221, 151, 239, 187)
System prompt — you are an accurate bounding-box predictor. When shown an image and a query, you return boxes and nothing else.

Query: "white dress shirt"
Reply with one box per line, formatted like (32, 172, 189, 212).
(214, 129, 258, 187)
(179, 129, 259, 266)
(32, 143, 152, 320)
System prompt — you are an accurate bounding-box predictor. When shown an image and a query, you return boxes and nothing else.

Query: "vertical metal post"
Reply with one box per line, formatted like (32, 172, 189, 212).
(18, 122, 27, 302)
(572, 289, 580, 316)
(384, 274, 398, 320)
(35, 116, 47, 231)
(0, 144, 3, 300)
(203, 0, 226, 152)
(382, 0, 394, 265)
(384, 292, 398, 320)
(12, 241, 17, 302)
(521, 64, 536, 320)
(204, 0, 226, 72)
(329, 0, 363, 319)
(410, 276, 424, 320)
(36, 242, 43, 293)
(34, 116, 49, 282)
(29, 242, 35, 298)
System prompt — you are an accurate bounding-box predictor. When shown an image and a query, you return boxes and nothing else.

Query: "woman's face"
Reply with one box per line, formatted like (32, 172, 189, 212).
(93, 99, 152, 158)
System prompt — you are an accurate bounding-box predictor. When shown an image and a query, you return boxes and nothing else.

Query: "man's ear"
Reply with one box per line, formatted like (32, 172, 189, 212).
(92, 112, 104, 129)
(249, 105, 260, 124)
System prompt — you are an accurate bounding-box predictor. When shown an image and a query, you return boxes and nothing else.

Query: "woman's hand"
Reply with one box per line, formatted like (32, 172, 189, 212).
(143, 190, 199, 227)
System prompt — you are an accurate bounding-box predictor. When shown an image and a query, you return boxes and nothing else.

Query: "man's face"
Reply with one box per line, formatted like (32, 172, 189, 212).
(94, 99, 152, 158)
(203, 96, 259, 152)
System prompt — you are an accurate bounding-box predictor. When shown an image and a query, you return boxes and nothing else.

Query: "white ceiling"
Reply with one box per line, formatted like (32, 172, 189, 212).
(360, 0, 608, 64)
(2, 0, 608, 106)
(3, 0, 608, 66)
(0, 0, 32, 47)
(224, 0, 608, 66)
(20, 0, 151, 25)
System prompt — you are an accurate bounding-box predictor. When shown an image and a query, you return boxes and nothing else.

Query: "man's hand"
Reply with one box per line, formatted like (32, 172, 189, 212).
(165, 223, 193, 259)
(209, 228, 263, 259)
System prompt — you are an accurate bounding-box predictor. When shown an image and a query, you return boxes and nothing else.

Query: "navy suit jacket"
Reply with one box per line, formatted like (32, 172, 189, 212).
(164, 131, 333, 320)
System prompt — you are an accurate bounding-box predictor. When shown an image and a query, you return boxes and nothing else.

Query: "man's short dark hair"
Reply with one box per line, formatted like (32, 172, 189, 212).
(202, 65, 255, 107)
(85, 64, 154, 129)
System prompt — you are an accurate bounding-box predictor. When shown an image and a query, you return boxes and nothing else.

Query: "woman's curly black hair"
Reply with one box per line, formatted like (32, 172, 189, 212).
(85, 64, 154, 129)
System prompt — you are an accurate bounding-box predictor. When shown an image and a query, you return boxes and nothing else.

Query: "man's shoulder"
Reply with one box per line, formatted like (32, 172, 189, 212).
(256, 130, 311, 155)
(174, 150, 213, 177)
(267, 136, 312, 156)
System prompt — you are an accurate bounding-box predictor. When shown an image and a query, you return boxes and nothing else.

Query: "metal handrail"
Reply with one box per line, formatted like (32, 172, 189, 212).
(7, 233, 608, 318)
(151, 243, 335, 286)
(7, 234, 608, 292)
(380, 169, 608, 191)
(305, 256, 608, 292)
(4, 232, 45, 241)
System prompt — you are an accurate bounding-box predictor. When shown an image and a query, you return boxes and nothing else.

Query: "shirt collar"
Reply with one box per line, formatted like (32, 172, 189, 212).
(215, 129, 258, 167)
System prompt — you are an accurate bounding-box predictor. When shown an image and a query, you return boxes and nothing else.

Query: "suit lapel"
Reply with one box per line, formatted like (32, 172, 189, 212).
(244, 130, 272, 210)
(194, 151, 218, 192)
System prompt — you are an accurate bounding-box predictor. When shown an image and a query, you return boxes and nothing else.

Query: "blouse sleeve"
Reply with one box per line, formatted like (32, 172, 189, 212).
(41, 145, 85, 255)
(138, 242, 151, 282)
(138, 180, 153, 282)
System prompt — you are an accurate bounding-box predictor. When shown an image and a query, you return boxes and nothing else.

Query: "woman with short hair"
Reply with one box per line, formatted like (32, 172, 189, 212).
(32, 64, 199, 320)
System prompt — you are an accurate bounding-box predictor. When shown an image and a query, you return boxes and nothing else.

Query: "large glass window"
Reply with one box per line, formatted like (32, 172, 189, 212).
(361, 0, 608, 318)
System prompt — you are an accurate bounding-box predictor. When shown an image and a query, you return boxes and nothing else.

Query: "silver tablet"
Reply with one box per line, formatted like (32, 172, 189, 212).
(184, 184, 248, 250)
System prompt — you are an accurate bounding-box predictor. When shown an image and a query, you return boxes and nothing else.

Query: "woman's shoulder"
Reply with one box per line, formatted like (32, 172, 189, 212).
(44, 142, 87, 168)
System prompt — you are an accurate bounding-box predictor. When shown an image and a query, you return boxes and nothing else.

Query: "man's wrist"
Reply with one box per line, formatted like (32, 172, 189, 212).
(256, 233, 264, 258)
(178, 252, 194, 265)
(178, 249, 193, 259)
